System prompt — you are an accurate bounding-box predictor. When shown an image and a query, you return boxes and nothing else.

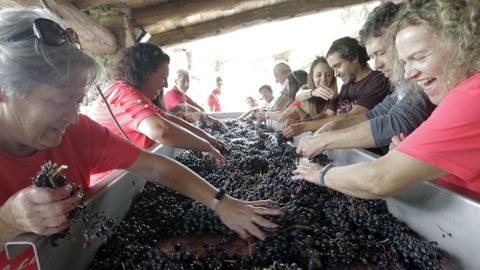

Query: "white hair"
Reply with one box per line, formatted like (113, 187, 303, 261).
(0, 7, 102, 99)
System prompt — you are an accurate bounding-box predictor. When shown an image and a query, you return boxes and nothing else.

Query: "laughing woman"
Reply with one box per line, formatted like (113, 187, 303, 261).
(293, 0, 480, 197)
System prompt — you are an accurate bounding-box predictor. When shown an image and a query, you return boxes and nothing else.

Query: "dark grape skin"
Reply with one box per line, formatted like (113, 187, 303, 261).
(33, 161, 114, 248)
(89, 119, 443, 270)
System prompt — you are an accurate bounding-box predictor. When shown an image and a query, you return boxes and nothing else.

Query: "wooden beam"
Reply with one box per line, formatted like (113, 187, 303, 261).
(49, 1, 118, 54)
(148, 0, 375, 47)
(71, 0, 168, 10)
(70, 0, 121, 9)
(133, 0, 278, 32)
(0, 0, 40, 8)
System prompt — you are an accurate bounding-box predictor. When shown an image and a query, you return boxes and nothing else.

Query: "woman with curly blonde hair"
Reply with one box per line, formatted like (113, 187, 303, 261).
(293, 0, 480, 196)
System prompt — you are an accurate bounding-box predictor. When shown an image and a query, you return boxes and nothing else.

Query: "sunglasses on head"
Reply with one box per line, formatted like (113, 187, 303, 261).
(8, 18, 81, 49)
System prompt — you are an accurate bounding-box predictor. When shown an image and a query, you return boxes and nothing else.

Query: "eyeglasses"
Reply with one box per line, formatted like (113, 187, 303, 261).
(8, 18, 81, 49)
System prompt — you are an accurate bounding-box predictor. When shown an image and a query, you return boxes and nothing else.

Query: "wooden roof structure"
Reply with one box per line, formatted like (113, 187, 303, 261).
(0, 0, 377, 55)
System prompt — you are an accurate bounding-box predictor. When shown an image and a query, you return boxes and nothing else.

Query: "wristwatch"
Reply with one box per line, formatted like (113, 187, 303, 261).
(210, 189, 226, 211)
(318, 163, 334, 186)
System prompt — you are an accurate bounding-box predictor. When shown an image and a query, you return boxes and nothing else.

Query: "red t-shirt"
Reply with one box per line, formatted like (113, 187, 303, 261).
(0, 115, 140, 268)
(164, 86, 203, 111)
(89, 81, 166, 149)
(397, 73, 480, 193)
(207, 91, 221, 112)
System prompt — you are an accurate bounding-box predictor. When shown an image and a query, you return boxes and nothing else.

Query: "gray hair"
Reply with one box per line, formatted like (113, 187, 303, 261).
(273, 61, 292, 75)
(176, 69, 189, 79)
(0, 7, 102, 99)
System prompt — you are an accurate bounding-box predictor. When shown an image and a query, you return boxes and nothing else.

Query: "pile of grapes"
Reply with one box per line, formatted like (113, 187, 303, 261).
(89, 120, 443, 269)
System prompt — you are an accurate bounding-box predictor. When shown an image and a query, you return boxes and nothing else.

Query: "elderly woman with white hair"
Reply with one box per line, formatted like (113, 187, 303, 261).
(0, 7, 281, 267)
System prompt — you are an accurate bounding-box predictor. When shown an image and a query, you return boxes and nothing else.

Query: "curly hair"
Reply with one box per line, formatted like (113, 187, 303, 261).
(326, 37, 370, 67)
(359, 2, 405, 46)
(390, 0, 480, 82)
(113, 43, 170, 90)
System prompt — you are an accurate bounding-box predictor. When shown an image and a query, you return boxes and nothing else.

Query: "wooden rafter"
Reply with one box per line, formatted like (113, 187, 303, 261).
(147, 0, 375, 47)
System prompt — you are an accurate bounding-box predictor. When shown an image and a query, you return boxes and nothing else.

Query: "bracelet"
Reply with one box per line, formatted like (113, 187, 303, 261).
(309, 89, 314, 97)
(210, 189, 226, 211)
(318, 163, 334, 186)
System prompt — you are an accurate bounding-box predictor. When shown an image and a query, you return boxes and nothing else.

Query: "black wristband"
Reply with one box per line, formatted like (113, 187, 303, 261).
(215, 189, 226, 200)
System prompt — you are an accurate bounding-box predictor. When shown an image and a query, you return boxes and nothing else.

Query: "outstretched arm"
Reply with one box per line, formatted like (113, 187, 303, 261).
(127, 151, 283, 239)
(138, 115, 225, 163)
(292, 150, 448, 199)
(296, 120, 376, 159)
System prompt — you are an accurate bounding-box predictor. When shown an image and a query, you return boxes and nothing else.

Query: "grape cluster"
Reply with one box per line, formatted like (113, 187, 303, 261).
(33, 161, 114, 248)
(89, 120, 443, 269)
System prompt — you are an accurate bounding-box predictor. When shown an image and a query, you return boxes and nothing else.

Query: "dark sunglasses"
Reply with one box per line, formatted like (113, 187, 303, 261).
(8, 18, 81, 49)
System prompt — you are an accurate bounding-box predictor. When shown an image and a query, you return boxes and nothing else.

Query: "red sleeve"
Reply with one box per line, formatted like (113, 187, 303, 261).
(288, 101, 301, 108)
(356, 71, 390, 109)
(120, 89, 166, 131)
(83, 116, 141, 174)
(164, 89, 182, 111)
(397, 74, 480, 188)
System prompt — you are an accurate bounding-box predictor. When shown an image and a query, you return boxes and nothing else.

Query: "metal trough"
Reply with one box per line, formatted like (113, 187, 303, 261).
(5, 116, 479, 270)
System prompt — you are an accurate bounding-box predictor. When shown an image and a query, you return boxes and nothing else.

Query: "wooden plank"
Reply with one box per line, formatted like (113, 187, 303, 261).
(133, 0, 277, 29)
(50, 1, 118, 54)
(71, 0, 169, 9)
(147, 0, 375, 46)
(0, 0, 40, 8)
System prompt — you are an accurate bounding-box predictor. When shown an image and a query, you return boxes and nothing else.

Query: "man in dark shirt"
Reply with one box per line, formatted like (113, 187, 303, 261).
(283, 37, 390, 138)
(294, 2, 435, 156)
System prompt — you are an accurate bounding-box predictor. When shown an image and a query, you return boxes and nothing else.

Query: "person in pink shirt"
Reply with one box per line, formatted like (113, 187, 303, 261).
(164, 69, 205, 112)
(207, 76, 223, 112)
(164, 69, 223, 126)
(293, 0, 480, 196)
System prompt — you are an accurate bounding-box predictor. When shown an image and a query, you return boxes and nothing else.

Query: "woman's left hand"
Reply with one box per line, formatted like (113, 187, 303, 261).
(291, 163, 323, 184)
(215, 197, 283, 240)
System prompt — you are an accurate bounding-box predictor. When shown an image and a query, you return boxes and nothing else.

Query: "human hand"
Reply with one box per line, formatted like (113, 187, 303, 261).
(255, 111, 267, 122)
(282, 122, 304, 138)
(0, 185, 82, 236)
(389, 133, 406, 152)
(183, 112, 202, 122)
(279, 107, 300, 122)
(291, 162, 323, 185)
(296, 135, 325, 159)
(215, 197, 282, 240)
(208, 116, 225, 129)
(203, 146, 226, 165)
(207, 134, 224, 150)
(282, 118, 299, 130)
(312, 85, 335, 100)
